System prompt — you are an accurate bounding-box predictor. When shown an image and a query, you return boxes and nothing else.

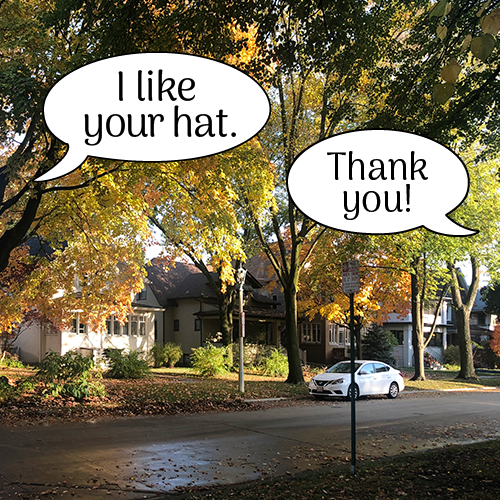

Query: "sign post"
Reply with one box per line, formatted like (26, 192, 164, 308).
(342, 260, 359, 475)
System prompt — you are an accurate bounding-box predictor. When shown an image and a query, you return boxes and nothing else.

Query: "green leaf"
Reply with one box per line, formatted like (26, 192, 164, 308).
(433, 82, 455, 104)
(470, 34, 496, 61)
(429, 0, 449, 18)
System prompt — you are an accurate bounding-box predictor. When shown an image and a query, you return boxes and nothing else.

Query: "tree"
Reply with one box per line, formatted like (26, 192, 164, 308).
(361, 326, 398, 366)
(481, 283, 500, 318)
(147, 141, 275, 345)
(243, 0, 412, 383)
(441, 154, 499, 379)
(298, 232, 411, 358)
(489, 325, 500, 358)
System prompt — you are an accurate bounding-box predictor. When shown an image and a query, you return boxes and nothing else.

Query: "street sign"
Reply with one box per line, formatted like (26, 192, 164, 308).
(342, 260, 360, 294)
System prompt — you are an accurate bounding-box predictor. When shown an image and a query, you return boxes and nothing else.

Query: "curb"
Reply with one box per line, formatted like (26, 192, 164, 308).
(403, 387, 499, 394)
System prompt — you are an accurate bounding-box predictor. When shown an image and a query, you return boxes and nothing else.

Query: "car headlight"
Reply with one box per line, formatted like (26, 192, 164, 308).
(329, 378, 345, 385)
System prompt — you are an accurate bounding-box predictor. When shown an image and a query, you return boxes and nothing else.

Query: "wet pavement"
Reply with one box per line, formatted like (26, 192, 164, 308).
(0, 390, 498, 499)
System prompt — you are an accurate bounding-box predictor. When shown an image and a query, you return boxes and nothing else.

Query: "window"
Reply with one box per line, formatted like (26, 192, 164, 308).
(113, 319, 121, 336)
(391, 330, 404, 345)
(194, 318, 201, 331)
(301, 323, 321, 344)
(71, 318, 87, 335)
(328, 323, 339, 345)
(360, 363, 375, 374)
(427, 332, 443, 347)
(139, 316, 146, 336)
(122, 320, 129, 336)
(136, 288, 147, 301)
(374, 363, 389, 373)
(130, 315, 138, 336)
(174, 319, 180, 331)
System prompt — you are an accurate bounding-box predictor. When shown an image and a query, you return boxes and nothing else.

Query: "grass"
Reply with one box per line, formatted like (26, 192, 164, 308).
(400, 368, 500, 391)
(0, 364, 498, 427)
(176, 440, 500, 500)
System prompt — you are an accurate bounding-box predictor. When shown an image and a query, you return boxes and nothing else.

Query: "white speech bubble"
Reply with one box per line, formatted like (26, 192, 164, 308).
(287, 130, 477, 237)
(36, 53, 270, 182)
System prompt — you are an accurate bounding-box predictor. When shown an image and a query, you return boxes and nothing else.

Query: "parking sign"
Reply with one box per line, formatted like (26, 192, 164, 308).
(342, 260, 360, 294)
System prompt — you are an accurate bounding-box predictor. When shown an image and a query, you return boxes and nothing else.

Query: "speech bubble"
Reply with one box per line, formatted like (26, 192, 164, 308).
(287, 130, 477, 237)
(36, 53, 270, 182)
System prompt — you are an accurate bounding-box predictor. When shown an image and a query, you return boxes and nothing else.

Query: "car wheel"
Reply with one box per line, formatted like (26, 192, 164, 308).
(347, 383, 359, 400)
(387, 382, 399, 399)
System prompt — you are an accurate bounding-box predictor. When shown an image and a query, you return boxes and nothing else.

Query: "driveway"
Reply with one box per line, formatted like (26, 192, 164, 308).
(0, 390, 498, 499)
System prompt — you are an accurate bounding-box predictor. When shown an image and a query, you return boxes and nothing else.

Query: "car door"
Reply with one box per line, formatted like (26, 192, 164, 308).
(357, 363, 377, 395)
(373, 363, 392, 394)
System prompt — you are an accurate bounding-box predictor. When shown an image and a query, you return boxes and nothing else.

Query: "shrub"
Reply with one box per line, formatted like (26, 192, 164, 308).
(105, 348, 151, 379)
(260, 348, 288, 377)
(0, 352, 25, 369)
(191, 344, 231, 377)
(36, 350, 105, 399)
(0, 375, 16, 403)
(361, 326, 397, 365)
(150, 343, 183, 368)
(443, 345, 461, 366)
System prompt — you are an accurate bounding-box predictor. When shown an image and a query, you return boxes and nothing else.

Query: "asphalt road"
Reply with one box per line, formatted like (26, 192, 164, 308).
(0, 390, 499, 499)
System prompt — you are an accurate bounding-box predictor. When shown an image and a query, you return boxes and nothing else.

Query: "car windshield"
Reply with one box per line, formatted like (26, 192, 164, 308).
(326, 362, 362, 373)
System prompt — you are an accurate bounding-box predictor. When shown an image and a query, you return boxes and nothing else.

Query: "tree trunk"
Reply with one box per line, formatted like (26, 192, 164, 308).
(410, 266, 426, 380)
(448, 257, 480, 380)
(455, 307, 476, 378)
(284, 283, 305, 384)
(218, 289, 235, 346)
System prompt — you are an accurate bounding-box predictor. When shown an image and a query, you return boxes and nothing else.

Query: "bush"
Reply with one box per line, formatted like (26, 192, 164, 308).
(191, 344, 231, 377)
(361, 326, 397, 365)
(443, 345, 461, 366)
(260, 348, 288, 377)
(105, 348, 151, 379)
(0, 375, 16, 403)
(0, 352, 25, 369)
(36, 350, 105, 399)
(150, 343, 183, 368)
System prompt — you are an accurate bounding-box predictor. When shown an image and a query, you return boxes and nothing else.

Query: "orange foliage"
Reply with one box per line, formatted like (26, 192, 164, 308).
(490, 325, 500, 357)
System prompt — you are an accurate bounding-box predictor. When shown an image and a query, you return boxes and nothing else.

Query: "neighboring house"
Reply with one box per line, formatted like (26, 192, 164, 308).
(446, 274, 499, 347)
(14, 281, 163, 364)
(146, 258, 286, 363)
(297, 314, 352, 366)
(382, 298, 451, 367)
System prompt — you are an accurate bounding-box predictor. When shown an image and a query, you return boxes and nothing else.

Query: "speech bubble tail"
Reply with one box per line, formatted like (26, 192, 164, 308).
(35, 149, 87, 182)
(424, 217, 478, 237)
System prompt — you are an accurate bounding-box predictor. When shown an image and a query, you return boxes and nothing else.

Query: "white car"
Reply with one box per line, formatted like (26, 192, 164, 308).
(309, 360, 405, 400)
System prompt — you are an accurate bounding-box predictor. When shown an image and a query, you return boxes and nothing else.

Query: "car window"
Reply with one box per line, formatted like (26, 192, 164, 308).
(327, 362, 362, 373)
(360, 363, 375, 374)
(374, 363, 389, 373)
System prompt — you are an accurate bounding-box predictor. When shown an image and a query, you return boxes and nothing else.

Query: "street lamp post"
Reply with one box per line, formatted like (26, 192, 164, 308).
(236, 267, 247, 394)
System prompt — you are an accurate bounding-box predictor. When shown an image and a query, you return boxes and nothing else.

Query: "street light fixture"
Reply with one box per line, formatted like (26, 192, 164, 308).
(236, 266, 247, 393)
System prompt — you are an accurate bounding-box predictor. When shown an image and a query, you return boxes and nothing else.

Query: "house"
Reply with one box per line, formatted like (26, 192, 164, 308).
(14, 281, 163, 364)
(297, 314, 352, 366)
(146, 258, 286, 363)
(12, 237, 164, 363)
(382, 298, 451, 367)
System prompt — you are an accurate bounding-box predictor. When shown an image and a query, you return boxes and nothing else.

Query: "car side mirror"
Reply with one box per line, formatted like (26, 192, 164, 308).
(359, 370, 368, 375)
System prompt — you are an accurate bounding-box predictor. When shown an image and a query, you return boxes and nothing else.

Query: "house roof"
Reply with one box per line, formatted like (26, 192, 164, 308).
(146, 258, 281, 309)
(146, 260, 215, 306)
